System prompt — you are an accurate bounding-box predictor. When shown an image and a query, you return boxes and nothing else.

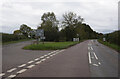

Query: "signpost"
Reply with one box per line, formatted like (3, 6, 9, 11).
(35, 29, 45, 44)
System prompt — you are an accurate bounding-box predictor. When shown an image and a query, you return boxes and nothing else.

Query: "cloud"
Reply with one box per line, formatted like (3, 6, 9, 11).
(0, 0, 119, 34)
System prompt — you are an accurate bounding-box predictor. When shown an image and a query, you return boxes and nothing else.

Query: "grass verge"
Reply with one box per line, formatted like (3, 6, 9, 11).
(3, 39, 33, 45)
(98, 40, 120, 52)
(23, 42, 79, 50)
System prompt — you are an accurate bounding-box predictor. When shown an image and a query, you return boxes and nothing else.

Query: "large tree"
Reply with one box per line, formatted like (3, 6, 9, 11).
(38, 12, 59, 41)
(61, 12, 84, 41)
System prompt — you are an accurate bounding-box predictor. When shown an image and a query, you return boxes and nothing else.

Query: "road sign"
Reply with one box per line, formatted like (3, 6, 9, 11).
(40, 36, 46, 39)
(103, 38, 106, 41)
(35, 29, 44, 37)
(73, 38, 79, 42)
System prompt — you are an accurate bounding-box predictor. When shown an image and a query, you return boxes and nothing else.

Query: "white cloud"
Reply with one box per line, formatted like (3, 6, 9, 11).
(0, 0, 119, 34)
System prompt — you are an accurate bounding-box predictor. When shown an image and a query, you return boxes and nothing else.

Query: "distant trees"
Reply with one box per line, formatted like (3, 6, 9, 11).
(103, 30, 120, 46)
(20, 24, 32, 37)
(13, 11, 101, 42)
(13, 24, 32, 37)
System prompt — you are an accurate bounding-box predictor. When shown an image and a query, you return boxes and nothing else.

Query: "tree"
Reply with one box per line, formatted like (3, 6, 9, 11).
(13, 30, 22, 35)
(38, 12, 59, 41)
(61, 12, 84, 41)
(20, 24, 31, 37)
(62, 12, 84, 28)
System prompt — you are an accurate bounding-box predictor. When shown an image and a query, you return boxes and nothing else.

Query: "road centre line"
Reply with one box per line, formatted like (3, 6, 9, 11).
(17, 69, 27, 74)
(18, 64, 26, 68)
(28, 61, 34, 64)
(8, 74, 16, 78)
(40, 56, 44, 59)
(88, 52, 92, 64)
(3, 50, 64, 78)
(35, 58, 40, 61)
(0, 73, 5, 77)
(7, 68, 17, 73)
(27, 65, 35, 69)
(35, 61, 42, 65)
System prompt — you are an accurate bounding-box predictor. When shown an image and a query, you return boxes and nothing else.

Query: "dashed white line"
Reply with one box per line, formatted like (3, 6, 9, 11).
(7, 68, 17, 73)
(17, 69, 27, 74)
(40, 56, 44, 59)
(93, 64, 99, 66)
(28, 61, 34, 64)
(35, 61, 42, 65)
(44, 55, 48, 57)
(27, 65, 35, 69)
(93, 52, 98, 60)
(8, 75, 16, 78)
(46, 57, 50, 59)
(41, 59, 46, 62)
(35, 58, 40, 61)
(0, 73, 5, 77)
(18, 64, 26, 68)
(88, 52, 92, 64)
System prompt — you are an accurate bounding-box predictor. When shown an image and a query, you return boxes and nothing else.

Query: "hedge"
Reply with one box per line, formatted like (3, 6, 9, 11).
(2, 33, 28, 43)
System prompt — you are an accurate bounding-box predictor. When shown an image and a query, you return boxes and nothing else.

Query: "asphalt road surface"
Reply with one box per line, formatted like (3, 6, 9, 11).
(1, 40, 118, 79)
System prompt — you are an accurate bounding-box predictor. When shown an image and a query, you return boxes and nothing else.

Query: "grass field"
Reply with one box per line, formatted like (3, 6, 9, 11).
(98, 40, 120, 52)
(23, 42, 79, 50)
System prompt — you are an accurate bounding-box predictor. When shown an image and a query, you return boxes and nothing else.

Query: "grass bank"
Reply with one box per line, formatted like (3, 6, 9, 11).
(98, 40, 120, 52)
(23, 42, 79, 50)
(3, 39, 33, 45)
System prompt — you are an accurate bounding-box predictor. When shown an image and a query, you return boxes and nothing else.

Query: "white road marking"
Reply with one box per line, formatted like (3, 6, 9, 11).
(46, 57, 50, 59)
(7, 68, 17, 72)
(93, 64, 99, 66)
(35, 61, 42, 65)
(51, 50, 59, 54)
(91, 47, 93, 50)
(41, 59, 46, 62)
(28, 61, 34, 64)
(27, 65, 35, 69)
(40, 56, 44, 59)
(17, 69, 27, 74)
(35, 58, 40, 61)
(93, 52, 98, 60)
(50, 55, 53, 57)
(98, 62, 101, 65)
(8, 75, 16, 78)
(44, 55, 48, 57)
(18, 64, 26, 68)
(88, 47, 90, 50)
(88, 52, 92, 64)
(47, 53, 51, 55)
(0, 73, 5, 77)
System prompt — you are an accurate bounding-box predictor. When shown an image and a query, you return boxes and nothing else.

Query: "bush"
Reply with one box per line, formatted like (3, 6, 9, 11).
(2, 33, 28, 43)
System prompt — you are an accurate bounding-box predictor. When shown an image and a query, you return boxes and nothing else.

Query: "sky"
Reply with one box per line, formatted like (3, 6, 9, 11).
(0, 0, 119, 34)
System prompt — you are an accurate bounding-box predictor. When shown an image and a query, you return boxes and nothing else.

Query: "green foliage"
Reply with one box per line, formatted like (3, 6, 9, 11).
(23, 42, 79, 50)
(2, 33, 27, 43)
(38, 12, 59, 41)
(103, 30, 120, 46)
(13, 30, 22, 35)
(20, 24, 32, 37)
(98, 40, 120, 52)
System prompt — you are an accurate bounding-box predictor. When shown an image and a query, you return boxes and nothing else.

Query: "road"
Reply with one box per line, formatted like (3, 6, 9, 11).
(1, 40, 118, 79)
